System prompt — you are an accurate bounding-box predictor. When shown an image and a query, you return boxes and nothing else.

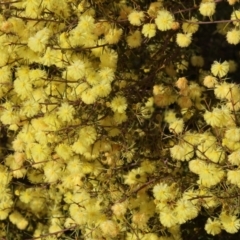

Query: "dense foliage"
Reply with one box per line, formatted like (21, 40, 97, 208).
(1, 0, 240, 239)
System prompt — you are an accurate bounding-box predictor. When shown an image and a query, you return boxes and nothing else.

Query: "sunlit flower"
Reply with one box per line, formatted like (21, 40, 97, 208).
(199, 1, 216, 17)
(226, 28, 240, 45)
(153, 183, 175, 201)
(169, 118, 184, 134)
(228, 150, 240, 165)
(205, 218, 222, 236)
(57, 103, 75, 122)
(170, 142, 194, 161)
(155, 10, 174, 31)
(203, 75, 218, 88)
(126, 30, 142, 48)
(142, 23, 156, 38)
(220, 213, 240, 234)
(105, 28, 123, 44)
(159, 209, 178, 227)
(128, 10, 145, 26)
(231, 9, 240, 26)
(182, 17, 199, 34)
(227, 169, 240, 187)
(211, 61, 229, 78)
(110, 95, 128, 113)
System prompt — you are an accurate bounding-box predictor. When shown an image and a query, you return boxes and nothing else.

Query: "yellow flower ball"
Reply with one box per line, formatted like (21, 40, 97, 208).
(228, 150, 240, 165)
(226, 28, 240, 45)
(169, 118, 184, 134)
(176, 33, 192, 48)
(57, 102, 75, 122)
(199, 1, 216, 17)
(231, 9, 240, 26)
(220, 213, 240, 234)
(100, 220, 119, 238)
(155, 10, 174, 31)
(203, 75, 218, 88)
(159, 210, 178, 228)
(182, 17, 199, 34)
(110, 95, 128, 113)
(142, 23, 156, 38)
(79, 126, 97, 145)
(105, 28, 123, 44)
(205, 218, 222, 236)
(128, 10, 145, 26)
(211, 60, 229, 78)
(227, 169, 240, 187)
(126, 30, 142, 48)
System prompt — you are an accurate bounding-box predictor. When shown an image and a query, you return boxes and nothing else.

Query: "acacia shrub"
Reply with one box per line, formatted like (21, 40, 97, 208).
(0, 0, 240, 239)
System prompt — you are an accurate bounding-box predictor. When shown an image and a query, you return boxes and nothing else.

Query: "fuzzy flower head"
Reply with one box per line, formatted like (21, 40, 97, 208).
(155, 10, 174, 31)
(110, 95, 128, 113)
(170, 142, 194, 161)
(65, 60, 86, 81)
(105, 28, 123, 44)
(175, 77, 188, 90)
(81, 88, 97, 104)
(227, 169, 240, 187)
(142, 23, 156, 38)
(153, 84, 176, 107)
(100, 220, 119, 238)
(225, 127, 240, 142)
(226, 28, 240, 45)
(126, 30, 142, 48)
(111, 202, 127, 217)
(128, 10, 145, 26)
(100, 49, 118, 69)
(203, 75, 218, 88)
(176, 33, 192, 48)
(77, 15, 95, 32)
(211, 60, 229, 78)
(177, 96, 192, 108)
(28, 27, 51, 53)
(231, 9, 240, 26)
(98, 67, 115, 84)
(197, 163, 225, 187)
(203, 107, 232, 127)
(55, 143, 73, 160)
(228, 150, 240, 165)
(199, 1, 216, 17)
(182, 17, 199, 34)
(153, 183, 177, 202)
(205, 218, 222, 236)
(159, 210, 178, 228)
(174, 199, 199, 224)
(214, 82, 238, 100)
(79, 126, 97, 145)
(92, 83, 111, 98)
(220, 213, 240, 234)
(169, 118, 184, 134)
(189, 159, 205, 175)
(57, 102, 75, 122)
(124, 168, 147, 185)
(164, 109, 177, 123)
(147, 2, 163, 18)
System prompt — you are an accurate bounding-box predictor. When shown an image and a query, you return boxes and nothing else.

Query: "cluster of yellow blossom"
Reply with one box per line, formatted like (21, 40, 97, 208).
(1, 0, 240, 239)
